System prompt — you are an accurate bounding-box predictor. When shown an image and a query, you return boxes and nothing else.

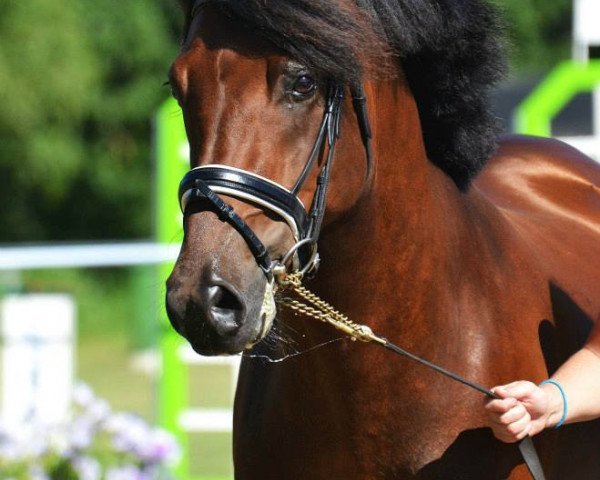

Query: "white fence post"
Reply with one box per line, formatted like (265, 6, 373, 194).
(1, 294, 75, 431)
(176, 344, 240, 434)
(573, 0, 600, 62)
(557, 0, 600, 161)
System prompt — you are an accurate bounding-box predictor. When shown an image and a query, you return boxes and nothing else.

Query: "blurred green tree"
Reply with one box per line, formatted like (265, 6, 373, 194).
(0, 0, 181, 241)
(495, 0, 573, 73)
(0, 1, 575, 242)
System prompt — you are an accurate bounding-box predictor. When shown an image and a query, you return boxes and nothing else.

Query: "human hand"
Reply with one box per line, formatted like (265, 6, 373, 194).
(484, 381, 552, 443)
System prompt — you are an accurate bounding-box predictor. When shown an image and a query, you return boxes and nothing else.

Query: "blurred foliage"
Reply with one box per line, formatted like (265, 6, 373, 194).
(21, 268, 138, 337)
(0, 0, 574, 242)
(0, 0, 181, 241)
(494, 0, 573, 73)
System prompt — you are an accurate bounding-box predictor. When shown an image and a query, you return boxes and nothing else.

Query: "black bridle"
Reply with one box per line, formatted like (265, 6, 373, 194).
(178, 84, 372, 280)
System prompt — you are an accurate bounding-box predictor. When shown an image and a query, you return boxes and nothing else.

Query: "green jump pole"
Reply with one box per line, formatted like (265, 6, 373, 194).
(515, 60, 600, 136)
(154, 97, 191, 479)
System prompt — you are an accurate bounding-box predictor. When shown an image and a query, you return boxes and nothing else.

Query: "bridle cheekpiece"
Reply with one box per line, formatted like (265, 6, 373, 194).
(178, 83, 372, 281)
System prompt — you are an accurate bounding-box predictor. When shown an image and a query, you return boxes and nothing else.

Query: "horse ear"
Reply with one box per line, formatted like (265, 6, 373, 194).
(176, 0, 195, 44)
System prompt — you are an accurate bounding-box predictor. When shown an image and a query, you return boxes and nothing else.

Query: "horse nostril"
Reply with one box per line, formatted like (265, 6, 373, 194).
(205, 282, 246, 335)
(209, 284, 243, 311)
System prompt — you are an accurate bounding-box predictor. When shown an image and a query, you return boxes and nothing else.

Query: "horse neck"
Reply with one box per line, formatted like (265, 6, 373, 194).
(313, 77, 468, 325)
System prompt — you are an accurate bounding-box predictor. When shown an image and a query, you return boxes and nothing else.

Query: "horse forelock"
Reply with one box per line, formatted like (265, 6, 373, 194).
(181, 0, 507, 190)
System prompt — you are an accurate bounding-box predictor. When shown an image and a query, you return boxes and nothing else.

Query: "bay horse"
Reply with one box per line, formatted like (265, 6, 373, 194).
(165, 0, 600, 478)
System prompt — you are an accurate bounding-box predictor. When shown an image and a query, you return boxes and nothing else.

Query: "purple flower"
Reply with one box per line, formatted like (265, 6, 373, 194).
(138, 429, 181, 465)
(72, 383, 96, 409)
(72, 455, 101, 480)
(86, 399, 111, 424)
(105, 464, 149, 480)
(104, 413, 149, 454)
(68, 417, 96, 450)
(0, 384, 181, 480)
(28, 464, 50, 480)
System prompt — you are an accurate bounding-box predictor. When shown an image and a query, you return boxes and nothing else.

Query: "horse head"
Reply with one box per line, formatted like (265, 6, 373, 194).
(166, 0, 504, 357)
(165, 3, 371, 355)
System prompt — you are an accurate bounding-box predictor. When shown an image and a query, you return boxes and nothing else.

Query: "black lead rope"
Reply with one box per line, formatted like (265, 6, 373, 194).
(381, 341, 498, 398)
(276, 274, 546, 480)
(378, 338, 546, 480)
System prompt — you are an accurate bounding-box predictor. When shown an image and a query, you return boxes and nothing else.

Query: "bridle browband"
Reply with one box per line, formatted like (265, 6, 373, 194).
(178, 83, 372, 280)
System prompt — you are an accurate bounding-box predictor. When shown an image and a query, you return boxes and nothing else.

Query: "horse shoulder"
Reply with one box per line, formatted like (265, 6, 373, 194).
(472, 134, 600, 322)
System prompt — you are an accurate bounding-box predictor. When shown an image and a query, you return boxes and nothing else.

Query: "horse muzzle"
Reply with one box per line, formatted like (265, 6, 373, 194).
(166, 272, 276, 355)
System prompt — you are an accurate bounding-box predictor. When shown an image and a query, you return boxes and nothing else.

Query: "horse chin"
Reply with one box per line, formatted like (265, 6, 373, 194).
(186, 323, 261, 356)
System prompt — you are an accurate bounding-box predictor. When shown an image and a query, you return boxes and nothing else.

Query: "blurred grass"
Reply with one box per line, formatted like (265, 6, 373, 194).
(1, 267, 234, 479)
(77, 334, 155, 420)
(190, 433, 233, 479)
(21, 268, 141, 339)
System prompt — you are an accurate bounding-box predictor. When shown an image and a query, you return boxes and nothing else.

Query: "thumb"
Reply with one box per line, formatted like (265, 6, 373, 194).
(491, 386, 512, 399)
(492, 381, 537, 402)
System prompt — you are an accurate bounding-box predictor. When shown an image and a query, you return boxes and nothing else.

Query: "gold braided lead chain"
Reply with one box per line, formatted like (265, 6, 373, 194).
(274, 272, 386, 345)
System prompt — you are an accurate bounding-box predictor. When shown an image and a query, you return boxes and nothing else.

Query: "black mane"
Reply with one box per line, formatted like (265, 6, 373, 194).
(185, 0, 507, 190)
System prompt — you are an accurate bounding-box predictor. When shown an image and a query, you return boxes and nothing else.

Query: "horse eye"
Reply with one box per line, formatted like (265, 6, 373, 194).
(292, 74, 317, 98)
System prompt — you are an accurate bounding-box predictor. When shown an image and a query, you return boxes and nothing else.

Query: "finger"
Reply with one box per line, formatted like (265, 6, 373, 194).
(506, 414, 531, 441)
(492, 411, 532, 443)
(514, 422, 533, 441)
(485, 397, 518, 414)
(497, 403, 528, 426)
(487, 403, 527, 427)
(490, 386, 513, 399)
(493, 381, 537, 401)
(493, 422, 532, 444)
(492, 429, 521, 444)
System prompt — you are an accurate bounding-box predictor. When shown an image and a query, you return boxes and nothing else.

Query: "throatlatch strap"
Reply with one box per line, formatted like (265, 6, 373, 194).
(303, 85, 344, 244)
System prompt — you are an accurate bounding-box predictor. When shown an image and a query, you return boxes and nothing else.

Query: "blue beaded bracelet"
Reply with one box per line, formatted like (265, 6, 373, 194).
(539, 379, 568, 428)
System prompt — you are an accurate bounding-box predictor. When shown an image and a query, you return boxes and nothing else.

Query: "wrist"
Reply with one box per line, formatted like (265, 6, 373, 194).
(540, 379, 568, 429)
